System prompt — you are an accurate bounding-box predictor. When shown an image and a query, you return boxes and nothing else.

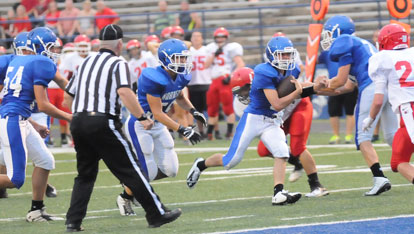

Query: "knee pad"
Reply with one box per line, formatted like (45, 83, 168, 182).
(257, 141, 271, 157)
(390, 159, 400, 173)
(160, 150, 179, 178)
(31, 152, 55, 171)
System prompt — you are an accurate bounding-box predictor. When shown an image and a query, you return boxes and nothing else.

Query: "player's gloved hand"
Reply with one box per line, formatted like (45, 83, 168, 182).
(190, 108, 207, 127)
(214, 47, 223, 57)
(178, 125, 201, 145)
(222, 75, 231, 85)
(362, 116, 375, 132)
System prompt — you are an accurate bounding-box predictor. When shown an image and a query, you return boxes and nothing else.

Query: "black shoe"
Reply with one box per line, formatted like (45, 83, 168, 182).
(0, 188, 8, 198)
(215, 132, 223, 140)
(66, 223, 84, 232)
(147, 208, 182, 228)
(46, 184, 57, 198)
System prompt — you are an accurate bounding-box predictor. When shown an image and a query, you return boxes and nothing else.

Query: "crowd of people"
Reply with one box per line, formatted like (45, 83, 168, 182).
(0, 1, 413, 232)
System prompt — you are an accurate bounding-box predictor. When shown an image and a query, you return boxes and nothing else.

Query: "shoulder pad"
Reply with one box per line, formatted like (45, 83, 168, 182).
(140, 67, 168, 86)
(368, 51, 392, 79)
(0, 54, 14, 79)
(329, 35, 353, 62)
(226, 42, 243, 57)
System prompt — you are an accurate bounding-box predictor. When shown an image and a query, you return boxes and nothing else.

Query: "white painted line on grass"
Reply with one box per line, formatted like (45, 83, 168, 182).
(204, 214, 414, 234)
(204, 215, 255, 222)
(280, 214, 333, 221)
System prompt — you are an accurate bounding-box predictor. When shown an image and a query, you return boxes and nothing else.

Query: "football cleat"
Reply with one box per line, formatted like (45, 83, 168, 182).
(116, 195, 136, 216)
(288, 168, 303, 182)
(364, 177, 391, 196)
(45, 184, 57, 198)
(305, 187, 329, 198)
(0, 188, 8, 199)
(66, 223, 84, 232)
(186, 158, 204, 189)
(26, 207, 64, 222)
(147, 208, 182, 228)
(272, 190, 302, 206)
(345, 134, 353, 144)
(329, 135, 340, 144)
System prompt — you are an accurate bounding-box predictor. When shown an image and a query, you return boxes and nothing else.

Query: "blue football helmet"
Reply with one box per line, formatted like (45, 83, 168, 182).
(13, 32, 33, 55)
(158, 38, 192, 74)
(321, 15, 355, 51)
(265, 36, 297, 70)
(27, 27, 60, 62)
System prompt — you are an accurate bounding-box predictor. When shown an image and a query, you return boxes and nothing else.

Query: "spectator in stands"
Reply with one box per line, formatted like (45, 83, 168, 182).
(11, 5, 32, 37)
(95, 0, 119, 32)
(151, 0, 176, 33)
(57, 0, 80, 42)
(176, 1, 201, 41)
(76, 0, 96, 36)
(45, 1, 60, 35)
(0, 9, 15, 48)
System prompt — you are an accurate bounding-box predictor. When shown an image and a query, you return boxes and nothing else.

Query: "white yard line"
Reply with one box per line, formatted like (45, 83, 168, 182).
(204, 215, 255, 222)
(1, 184, 412, 223)
(204, 214, 414, 234)
(280, 214, 333, 221)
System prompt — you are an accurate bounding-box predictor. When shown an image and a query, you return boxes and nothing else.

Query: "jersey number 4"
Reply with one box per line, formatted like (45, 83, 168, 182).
(396, 61, 414, 87)
(3, 66, 24, 97)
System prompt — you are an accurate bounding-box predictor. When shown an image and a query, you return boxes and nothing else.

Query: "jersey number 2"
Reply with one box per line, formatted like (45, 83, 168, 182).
(395, 61, 414, 87)
(4, 66, 24, 97)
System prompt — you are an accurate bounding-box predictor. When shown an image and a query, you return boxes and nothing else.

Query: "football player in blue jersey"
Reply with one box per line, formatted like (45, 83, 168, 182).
(0, 27, 71, 221)
(116, 38, 206, 216)
(316, 15, 398, 196)
(186, 36, 321, 205)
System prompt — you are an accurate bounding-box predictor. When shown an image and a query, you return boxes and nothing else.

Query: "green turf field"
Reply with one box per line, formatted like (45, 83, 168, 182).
(0, 133, 412, 234)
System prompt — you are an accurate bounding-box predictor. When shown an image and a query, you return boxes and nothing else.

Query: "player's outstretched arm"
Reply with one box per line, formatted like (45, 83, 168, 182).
(328, 64, 351, 89)
(53, 70, 68, 90)
(118, 87, 153, 130)
(34, 85, 72, 122)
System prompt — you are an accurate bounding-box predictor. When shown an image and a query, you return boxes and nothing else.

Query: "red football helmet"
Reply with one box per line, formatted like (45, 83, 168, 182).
(171, 26, 185, 38)
(56, 38, 63, 48)
(145, 35, 160, 45)
(231, 67, 254, 105)
(126, 39, 141, 50)
(378, 23, 409, 51)
(272, 32, 286, 38)
(214, 27, 229, 38)
(74, 34, 91, 56)
(0, 46, 6, 55)
(161, 26, 173, 40)
(62, 42, 75, 54)
(91, 39, 100, 47)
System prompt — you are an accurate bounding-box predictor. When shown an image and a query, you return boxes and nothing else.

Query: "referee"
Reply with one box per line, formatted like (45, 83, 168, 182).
(63, 24, 181, 232)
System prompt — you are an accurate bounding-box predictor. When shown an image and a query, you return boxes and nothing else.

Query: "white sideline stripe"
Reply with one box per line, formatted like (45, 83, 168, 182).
(280, 214, 333, 221)
(1, 184, 412, 223)
(9, 165, 399, 197)
(204, 215, 255, 222)
(49, 144, 390, 155)
(204, 214, 414, 234)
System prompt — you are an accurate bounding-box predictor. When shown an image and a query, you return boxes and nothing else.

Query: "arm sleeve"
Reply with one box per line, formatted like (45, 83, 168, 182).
(368, 53, 390, 94)
(114, 61, 132, 89)
(228, 43, 243, 58)
(65, 73, 78, 97)
(329, 35, 354, 67)
(33, 58, 57, 87)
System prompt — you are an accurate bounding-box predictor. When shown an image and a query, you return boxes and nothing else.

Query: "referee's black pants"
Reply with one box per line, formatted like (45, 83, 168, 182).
(66, 112, 166, 225)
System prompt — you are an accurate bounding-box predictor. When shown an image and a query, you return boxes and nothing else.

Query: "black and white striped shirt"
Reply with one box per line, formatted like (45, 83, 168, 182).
(65, 48, 131, 117)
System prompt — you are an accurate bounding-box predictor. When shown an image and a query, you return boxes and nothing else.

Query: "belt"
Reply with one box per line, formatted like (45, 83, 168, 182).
(74, 111, 119, 120)
(0, 115, 28, 121)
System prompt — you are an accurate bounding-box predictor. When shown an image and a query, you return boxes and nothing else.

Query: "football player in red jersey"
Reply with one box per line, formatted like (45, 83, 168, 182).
(205, 27, 245, 140)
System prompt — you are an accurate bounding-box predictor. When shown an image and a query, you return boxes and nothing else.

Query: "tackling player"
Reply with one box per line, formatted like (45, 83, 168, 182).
(364, 24, 414, 185)
(205, 27, 245, 140)
(187, 36, 321, 205)
(0, 27, 71, 221)
(316, 15, 398, 196)
(116, 39, 206, 216)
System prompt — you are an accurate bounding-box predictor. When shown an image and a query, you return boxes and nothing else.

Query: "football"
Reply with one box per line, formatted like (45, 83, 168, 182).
(276, 75, 297, 98)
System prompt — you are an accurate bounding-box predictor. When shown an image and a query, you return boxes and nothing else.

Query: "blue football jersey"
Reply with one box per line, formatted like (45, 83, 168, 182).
(136, 66, 191, 120)
(0, 55, 56, 118)
(329, 34, 377, 91)
(245, 62, 300, 117)
(318, 50, 338, 79)
(0, 54, 15, 85)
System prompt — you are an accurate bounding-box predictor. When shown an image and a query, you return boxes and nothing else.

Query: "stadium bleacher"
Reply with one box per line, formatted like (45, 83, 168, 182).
(1, 0, 413, 65)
